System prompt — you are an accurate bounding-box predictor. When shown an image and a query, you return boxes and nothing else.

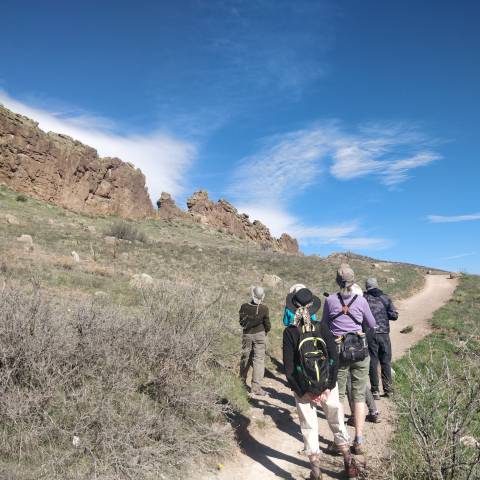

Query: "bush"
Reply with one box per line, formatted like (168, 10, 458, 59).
(0, 282, 234, 479)
(105, 221, 148, 243)
(16, 193, 27, 202)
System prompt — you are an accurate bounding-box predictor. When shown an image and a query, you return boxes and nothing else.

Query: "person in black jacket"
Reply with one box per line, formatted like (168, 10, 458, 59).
(364, 278, 398, 399)
(239, 286, 271, 397)
(283, 288, 358, 480)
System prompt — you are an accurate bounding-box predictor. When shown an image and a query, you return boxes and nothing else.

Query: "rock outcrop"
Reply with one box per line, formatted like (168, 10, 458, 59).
(185, 190, 299, 253)
(0, 105, 154, 218)
(156, 192, 187, 220)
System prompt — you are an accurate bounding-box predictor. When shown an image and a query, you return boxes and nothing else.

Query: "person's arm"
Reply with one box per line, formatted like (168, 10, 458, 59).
(362, 298, 377, 329)
(282, 328, 303, 397)
(320, 320, 339, 391)
(386, 296, 399, 321)
(263, 306, 271, 333)
(239, 305, 248, 327)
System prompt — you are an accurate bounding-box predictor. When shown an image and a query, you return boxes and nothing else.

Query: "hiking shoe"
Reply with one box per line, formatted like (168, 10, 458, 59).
(325, 441, 341, 456)
(352, 442, 365, 455)
(344, 457, 359, 479)
(346, 416, 355, 427)
(383, 391, 394, 398)
(372, 391, 381, 400)
(366, 412, 381, 423)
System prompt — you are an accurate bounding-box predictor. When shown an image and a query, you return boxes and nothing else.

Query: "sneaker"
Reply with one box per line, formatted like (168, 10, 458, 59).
(383, 391, 394, 398)
(372, 391, 381, 400)
(366, 412, 381, 423)
(352, 441, 365, 455)
(344, 457, 359, 479)
(346, 416, 355, 427)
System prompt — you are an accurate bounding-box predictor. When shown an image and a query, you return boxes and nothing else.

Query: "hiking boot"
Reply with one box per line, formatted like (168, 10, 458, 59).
(325, 441, 341, 456)
(352, 441, 365, 455)
(366, 412, 381, 423)
(372, 391, 381, 400)
(308, 453, 323, 480)
(344, 457, 359, 479)
(346, 416, 355, 427)
(383, 391, 394, 398)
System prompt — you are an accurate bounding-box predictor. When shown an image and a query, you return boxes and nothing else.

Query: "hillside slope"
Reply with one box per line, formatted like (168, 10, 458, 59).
(0, 185, 427, 479)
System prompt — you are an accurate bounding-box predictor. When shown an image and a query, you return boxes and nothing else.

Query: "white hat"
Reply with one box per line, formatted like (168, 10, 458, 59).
(289, 283, 306, 294)
(251, 286, 265, 305)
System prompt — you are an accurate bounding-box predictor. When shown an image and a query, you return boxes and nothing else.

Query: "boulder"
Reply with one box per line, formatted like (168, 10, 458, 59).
(17, 234, 33, 246)
(4, 214, 19, 225)
(156, 192, 187, 220)
(262, 274, 282, 288)
(129, 273, 154, 289)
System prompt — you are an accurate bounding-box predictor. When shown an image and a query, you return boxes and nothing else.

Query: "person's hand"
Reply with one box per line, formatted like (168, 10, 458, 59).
(301, 392, 315, 402)
(312, 389, 331, 405)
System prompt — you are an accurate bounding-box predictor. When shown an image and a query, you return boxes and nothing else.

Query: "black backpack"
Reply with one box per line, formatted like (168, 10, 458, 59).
(296, 322, 330, 393)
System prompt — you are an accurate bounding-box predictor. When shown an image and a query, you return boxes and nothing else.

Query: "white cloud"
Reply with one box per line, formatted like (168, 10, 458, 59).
(236, 203, 388, 251)
(428, 213, 480, 223)
(228, 121, 440, 251)
(0, 91, 196, 201)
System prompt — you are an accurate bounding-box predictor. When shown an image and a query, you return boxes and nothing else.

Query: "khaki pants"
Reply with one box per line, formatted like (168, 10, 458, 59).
(239, 331, 266, 392)
(337, 356, 370, 402)
(295, 385, 350, 455)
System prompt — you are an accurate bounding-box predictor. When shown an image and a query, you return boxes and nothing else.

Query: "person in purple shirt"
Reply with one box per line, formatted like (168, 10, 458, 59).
(322, 264, 376, 456)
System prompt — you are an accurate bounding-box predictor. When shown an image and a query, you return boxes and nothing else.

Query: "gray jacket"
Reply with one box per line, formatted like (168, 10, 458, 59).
(364, 288, 398, 334)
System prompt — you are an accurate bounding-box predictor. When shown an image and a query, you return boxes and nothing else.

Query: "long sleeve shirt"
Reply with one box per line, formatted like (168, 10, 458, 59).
(321, 293, 376, 337)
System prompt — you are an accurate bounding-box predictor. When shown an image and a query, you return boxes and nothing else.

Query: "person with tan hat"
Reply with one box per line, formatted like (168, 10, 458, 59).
(239, 286, 270, 397)
(322, 264, 376, 456)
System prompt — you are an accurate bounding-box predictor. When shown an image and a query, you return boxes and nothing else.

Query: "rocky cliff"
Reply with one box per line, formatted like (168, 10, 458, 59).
(178, 190, 299, 253)
(0, 105, 154, 218)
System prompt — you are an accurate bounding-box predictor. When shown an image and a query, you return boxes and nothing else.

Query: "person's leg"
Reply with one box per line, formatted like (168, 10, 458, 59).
(251, 331, 266, 393)
(336, 360, 350, 403)
(346, 372, 354, 417)
(368, 335, 380, 397)
(350, 355, 370, 453)
(321, 385, 350, 448)
(378, 334, 393, 395)
(365, 386, 378, 416)
(239, 334, 253, 385)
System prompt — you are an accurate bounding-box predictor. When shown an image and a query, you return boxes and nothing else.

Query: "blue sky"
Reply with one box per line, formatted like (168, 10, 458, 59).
(1, 0, 479, 272)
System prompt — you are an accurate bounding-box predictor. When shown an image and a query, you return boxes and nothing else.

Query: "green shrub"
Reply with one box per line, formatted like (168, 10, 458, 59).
(15, 193, 27, 202)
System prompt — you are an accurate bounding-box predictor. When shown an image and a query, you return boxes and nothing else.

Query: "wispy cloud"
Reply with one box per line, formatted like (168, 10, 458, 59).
(428, 213, 480, 223)
(0, 91, 196, 201)
(228, 121, 439, 250)
(441, 252, 477, 261)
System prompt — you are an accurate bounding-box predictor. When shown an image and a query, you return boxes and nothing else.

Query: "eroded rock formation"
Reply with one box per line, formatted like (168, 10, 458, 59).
(184, 190, 299, 253)
(0, 105, 154, 218)
(156, 192, 187, 220)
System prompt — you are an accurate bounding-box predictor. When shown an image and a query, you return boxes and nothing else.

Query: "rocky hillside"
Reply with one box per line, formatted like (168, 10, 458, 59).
(0, 105, 298, 252)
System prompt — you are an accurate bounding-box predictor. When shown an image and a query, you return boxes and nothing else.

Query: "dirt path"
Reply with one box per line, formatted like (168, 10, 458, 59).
(204, 275, 457, 480)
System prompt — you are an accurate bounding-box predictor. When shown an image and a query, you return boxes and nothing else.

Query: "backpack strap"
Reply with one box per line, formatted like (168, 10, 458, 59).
(331, 294, 361, 324)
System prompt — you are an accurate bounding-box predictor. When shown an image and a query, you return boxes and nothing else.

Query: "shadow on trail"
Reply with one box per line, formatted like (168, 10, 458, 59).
(227, 410, 309, 479)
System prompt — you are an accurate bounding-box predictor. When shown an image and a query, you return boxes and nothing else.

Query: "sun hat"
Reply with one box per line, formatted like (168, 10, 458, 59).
(336, 263, 355, 288)
(286, 288, 321, 314)
(251, 286, 265, 305)
(366, 277, 379, 291)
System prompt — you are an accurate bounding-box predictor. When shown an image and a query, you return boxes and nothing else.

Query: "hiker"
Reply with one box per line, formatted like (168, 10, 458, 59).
(322, 265, 376, 455)
(283, 287, 358, 479)
(239, 286, 271, 397)
(345, 286, 381, 425)
(364, 277, 398, 399)
(282, 283, 319, 326)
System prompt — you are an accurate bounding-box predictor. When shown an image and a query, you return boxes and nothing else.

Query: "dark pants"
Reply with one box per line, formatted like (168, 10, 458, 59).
(368, 333, 393, 394)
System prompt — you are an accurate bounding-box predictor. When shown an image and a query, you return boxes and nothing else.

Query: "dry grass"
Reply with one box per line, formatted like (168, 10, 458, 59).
(0, 281, 237, 479)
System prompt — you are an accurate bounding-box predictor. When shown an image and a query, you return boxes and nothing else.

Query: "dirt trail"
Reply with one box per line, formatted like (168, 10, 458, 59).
(204, 275, 457, 480)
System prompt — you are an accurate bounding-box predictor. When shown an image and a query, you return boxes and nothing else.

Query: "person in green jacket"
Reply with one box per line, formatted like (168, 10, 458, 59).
(239, 286, 271, 397)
